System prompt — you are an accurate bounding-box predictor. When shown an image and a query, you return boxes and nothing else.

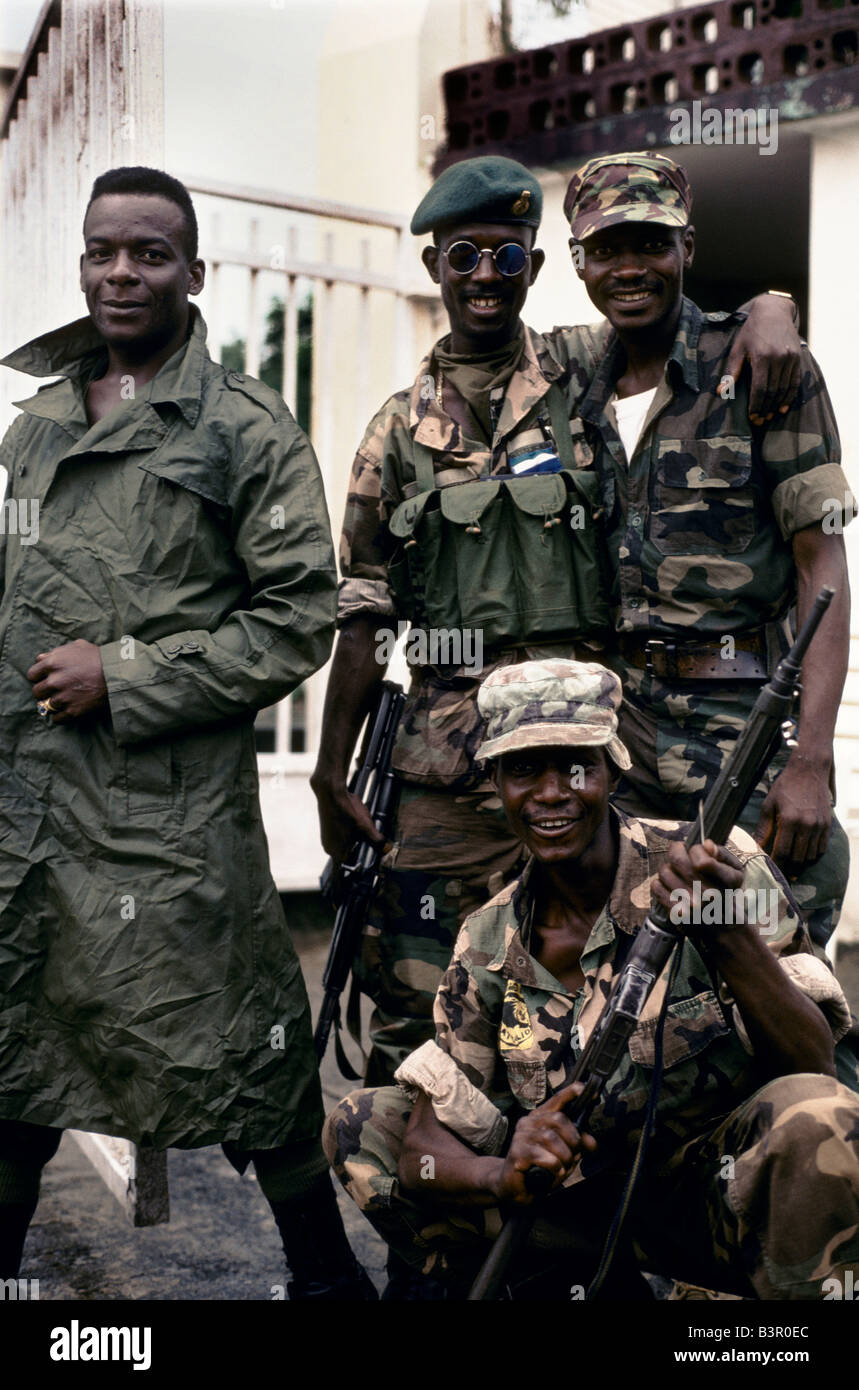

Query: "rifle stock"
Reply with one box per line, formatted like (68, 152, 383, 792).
(468, 587, 834, 1300)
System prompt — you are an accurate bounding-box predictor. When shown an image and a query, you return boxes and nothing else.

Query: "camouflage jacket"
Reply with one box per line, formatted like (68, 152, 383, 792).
(338, 321, 608, 623)
(577, 296, 852, 635)
(427, 808, 854, 1182)
(339, 321, 608, 785)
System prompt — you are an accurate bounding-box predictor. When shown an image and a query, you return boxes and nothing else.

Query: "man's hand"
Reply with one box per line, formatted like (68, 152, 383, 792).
(491, 1082, 596, 1205)
(311, 775, 386, 863)
(755, 755, 832, 879)
(725, 294, 801, 425)
(654, 838, 835, 1079)
(652, 838, 745, 934)
(27, 639, 109, 722)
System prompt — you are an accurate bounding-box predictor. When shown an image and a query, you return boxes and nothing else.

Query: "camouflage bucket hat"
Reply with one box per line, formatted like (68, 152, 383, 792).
(476, 659, 631, 769)
(564, 151, 691, 242)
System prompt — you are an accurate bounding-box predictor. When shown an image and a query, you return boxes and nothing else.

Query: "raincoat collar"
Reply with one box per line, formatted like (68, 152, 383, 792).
(2, 305, 209, 428)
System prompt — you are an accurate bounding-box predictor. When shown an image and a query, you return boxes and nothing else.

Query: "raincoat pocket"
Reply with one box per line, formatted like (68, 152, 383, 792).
(111, 742, 181, 824)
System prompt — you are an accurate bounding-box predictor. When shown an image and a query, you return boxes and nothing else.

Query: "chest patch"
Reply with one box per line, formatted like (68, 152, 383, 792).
(499, 979, 535, 1051)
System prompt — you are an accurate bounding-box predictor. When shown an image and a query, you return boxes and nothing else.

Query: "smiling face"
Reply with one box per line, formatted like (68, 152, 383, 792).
(80, 193, 204, 358)
(494, 744, 614, 868)
(573, 222, 694, 338)
(422, 222, 544, 354)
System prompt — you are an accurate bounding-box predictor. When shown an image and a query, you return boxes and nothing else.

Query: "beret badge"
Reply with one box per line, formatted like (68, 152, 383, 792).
(511, 190, 531, 216)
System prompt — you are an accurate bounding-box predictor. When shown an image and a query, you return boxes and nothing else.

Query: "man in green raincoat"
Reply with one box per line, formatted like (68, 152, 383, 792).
(0, 166, 374, 1299)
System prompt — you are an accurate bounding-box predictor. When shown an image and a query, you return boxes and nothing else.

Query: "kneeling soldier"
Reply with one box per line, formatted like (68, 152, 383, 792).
(324, 660, 859, 1300)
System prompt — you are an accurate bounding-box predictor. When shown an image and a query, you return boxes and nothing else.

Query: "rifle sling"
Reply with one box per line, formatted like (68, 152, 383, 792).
(585, 946, 682, 1301)
(329, 976, 366, 1083)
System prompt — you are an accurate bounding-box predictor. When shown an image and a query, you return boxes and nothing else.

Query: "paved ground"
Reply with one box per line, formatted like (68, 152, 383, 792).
(23, 919, 386, 1302)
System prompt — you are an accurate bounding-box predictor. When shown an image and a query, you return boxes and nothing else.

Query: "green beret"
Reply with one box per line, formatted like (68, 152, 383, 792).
(411, 156, 543, 236)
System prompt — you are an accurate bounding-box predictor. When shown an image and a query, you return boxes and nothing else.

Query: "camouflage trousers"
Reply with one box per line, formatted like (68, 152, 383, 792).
(606, 656, 849, 954)
(323, 1074, 859, 1300)
(354, 779, 525, 1085)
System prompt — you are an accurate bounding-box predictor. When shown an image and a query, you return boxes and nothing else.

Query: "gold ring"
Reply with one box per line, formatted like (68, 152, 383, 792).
(37, 698, 58, 717)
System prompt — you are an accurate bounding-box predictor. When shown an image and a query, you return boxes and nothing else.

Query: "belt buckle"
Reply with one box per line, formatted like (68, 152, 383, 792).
(645, 639, 677, 680)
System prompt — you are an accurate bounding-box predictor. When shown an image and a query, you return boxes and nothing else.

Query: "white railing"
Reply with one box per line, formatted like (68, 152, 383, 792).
(179, 177, 441, 815)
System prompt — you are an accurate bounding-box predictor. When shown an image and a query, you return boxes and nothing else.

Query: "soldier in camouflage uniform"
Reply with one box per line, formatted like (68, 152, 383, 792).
(563, 152, 852, 952)
(312, 156, 803, 1093)
(323, 661, 859, 1300)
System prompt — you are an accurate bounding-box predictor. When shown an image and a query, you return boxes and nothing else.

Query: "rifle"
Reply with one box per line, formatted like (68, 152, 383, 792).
(468, 586, 835, 1301)
(314, 680, 406, 1078)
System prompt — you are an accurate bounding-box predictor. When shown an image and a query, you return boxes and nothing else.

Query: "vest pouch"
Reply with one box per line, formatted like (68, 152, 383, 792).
(435, 480, 509, 637)
(388, 490, 437, 624)
(388, 470, 610, 645)
(504, 471, 609, 640)
(390, 481, 504, 633)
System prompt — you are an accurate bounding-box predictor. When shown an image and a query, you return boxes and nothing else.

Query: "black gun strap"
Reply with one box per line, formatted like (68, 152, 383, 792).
(329, 977, 366, 1083)
(346, 975, 364, 1049)
(585, 945, 682, 1301)
(333, 1027, 362, 1083)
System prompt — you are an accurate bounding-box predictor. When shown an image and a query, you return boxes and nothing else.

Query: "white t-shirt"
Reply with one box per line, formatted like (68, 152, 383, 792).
(611, 386, 658, 463)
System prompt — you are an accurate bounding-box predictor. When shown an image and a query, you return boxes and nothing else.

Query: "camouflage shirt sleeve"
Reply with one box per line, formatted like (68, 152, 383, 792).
(758, 345, 853, 539)
(541, 321, 611, 382)
(337, 396, 408, 624)
(433, 924, 514, 1114)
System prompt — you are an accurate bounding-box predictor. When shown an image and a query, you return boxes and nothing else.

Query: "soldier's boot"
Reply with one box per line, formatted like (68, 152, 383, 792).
(0, 1120, 64, 1276)
(0, 1198, 38, 1278)
(268, 1173, 378, 1301)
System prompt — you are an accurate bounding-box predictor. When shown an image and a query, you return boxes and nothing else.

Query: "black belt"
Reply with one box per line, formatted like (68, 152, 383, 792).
(619, 631, 769, 681)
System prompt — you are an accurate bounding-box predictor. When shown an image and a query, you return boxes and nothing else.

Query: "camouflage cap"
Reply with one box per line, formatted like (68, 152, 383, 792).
(476, 659, 631, 769)
(411, 156, 543, 236)
(564, 151, 691, 242)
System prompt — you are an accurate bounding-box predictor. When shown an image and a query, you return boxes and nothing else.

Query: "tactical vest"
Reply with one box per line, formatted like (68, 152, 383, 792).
(387, 385, 611, 649)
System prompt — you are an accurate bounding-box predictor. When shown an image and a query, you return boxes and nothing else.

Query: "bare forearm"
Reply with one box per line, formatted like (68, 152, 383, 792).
(710, 927, 835, 1077)
(311, 615, 389, 785)
(793, 526, 850, 768)
(399, 1097, 503, 1206)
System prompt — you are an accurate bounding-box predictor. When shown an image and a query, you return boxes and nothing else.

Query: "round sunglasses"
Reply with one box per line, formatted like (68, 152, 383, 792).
(442, 241, 530, 277)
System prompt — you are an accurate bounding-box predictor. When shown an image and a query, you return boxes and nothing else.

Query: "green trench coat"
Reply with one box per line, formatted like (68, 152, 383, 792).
(0, 309, 336, 1149)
